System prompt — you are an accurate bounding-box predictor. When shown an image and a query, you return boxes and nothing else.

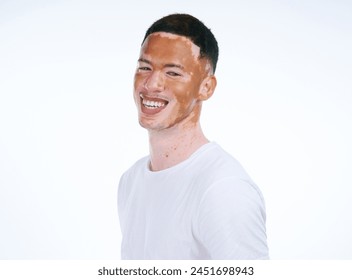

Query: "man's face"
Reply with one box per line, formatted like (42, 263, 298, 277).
(133, 32, 211, 131)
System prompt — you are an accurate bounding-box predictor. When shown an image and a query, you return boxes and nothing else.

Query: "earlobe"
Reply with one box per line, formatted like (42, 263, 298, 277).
(199, 75, 217, 101)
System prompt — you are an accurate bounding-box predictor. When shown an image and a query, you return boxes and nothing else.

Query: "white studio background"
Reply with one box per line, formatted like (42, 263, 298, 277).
(0, 0, 351, 259)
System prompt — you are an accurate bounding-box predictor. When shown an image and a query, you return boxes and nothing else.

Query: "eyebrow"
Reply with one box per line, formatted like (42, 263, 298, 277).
(138, 58, 184, 70)
(138, 58, 151, 64)
(164, 63, 184, 70)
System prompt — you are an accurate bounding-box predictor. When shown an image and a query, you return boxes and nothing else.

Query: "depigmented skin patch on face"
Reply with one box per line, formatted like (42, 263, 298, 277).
(154, 32, 202, 63)
(134, 32, 212, 132)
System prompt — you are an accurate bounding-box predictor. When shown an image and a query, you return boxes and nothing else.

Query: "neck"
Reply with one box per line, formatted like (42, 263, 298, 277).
(148, 122, 209, 171)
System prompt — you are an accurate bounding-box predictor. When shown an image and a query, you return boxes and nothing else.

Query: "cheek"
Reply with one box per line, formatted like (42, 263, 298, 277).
(133, 74, 141, 90)
(133, 75, 142, 103)
(176, 77, 201, 99)
(134, 73, 147, 91)
(174, 84, 199, 108)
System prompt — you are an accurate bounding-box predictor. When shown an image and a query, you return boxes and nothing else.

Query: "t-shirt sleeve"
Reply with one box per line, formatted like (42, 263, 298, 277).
(117, 172, 127, 231)
(195, 177, 269, 259)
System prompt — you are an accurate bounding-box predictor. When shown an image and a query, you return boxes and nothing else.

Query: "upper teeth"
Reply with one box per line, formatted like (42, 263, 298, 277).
(143, 100, 165, 108)
(140, 94, 166, 108)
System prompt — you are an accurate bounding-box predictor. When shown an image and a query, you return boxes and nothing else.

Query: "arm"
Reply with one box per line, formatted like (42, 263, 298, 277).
(195, 177, 269, 259)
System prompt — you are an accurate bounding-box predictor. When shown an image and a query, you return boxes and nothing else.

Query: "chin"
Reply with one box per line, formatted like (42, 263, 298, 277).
(138, 117, 158, 130)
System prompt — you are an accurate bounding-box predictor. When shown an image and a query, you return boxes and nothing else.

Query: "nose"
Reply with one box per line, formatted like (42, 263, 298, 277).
(144, 71, 164, 92)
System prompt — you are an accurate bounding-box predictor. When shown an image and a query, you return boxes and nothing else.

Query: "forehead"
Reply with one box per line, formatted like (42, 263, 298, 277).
(140, 32, 201, 63)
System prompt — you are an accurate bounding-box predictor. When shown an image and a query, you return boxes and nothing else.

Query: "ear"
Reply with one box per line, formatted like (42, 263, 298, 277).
(198, 75, 217, 101)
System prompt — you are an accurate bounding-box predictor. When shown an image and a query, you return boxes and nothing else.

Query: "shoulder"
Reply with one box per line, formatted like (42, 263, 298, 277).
(192, 143, 256, 190)
(118, 156, 149, 197)
(199, 143, 265, 214)
(193, 143, 267, 224)
(120, 156, 149, 181)
(200, 177, 265, 214)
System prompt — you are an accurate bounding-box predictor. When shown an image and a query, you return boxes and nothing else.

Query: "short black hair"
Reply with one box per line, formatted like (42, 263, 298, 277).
(142, 13, 219, 73)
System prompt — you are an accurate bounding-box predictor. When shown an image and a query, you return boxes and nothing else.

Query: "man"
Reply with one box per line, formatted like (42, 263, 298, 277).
(118, 13, 269, 259)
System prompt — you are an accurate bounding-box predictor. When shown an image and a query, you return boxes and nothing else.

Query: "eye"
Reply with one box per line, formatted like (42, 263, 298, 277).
(167, 71, 181, 77)
(138, 66, 151, 71)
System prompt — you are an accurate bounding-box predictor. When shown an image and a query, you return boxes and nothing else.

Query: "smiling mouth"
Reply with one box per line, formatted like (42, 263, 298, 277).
(140, 94, 169, 110)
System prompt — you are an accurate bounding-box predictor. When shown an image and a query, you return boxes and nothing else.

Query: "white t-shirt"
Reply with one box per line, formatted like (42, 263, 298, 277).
(118, 142, 269, 259)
